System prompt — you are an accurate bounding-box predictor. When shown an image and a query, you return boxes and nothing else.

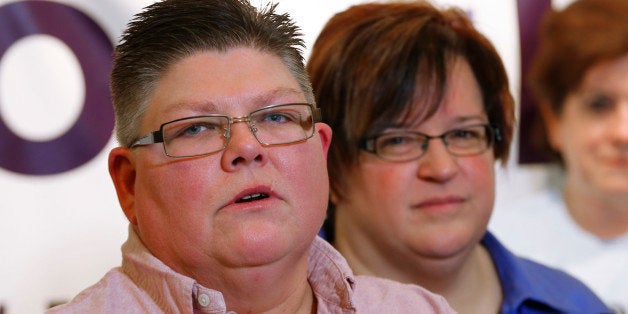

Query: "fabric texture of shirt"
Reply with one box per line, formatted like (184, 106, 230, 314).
(47, 226, 454, 313)
(490, 187, 628, 313)
(483, 231, 612, 313)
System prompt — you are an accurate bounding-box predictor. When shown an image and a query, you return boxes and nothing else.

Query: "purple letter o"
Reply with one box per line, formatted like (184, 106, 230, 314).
(0, 1, 114, 175)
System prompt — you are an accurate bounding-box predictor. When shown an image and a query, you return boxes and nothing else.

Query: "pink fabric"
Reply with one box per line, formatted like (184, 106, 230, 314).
(47, 226, 454, 313)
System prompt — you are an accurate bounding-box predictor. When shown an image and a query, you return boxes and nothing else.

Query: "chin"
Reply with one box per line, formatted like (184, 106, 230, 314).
(229, 226, 311, 267)
(410, 228, 480, 259)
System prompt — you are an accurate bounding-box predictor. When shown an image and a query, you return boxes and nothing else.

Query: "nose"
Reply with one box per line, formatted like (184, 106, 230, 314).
(416, 139, 459, 182)
(612, 102, 628, 149)
(220, 120, 266, 171)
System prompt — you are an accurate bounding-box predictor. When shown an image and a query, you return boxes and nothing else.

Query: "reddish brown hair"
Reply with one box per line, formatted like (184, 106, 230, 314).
(529, 0, 628, 114)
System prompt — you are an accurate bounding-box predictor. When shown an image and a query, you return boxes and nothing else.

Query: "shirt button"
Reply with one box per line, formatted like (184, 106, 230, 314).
(198, 293, 211, 307)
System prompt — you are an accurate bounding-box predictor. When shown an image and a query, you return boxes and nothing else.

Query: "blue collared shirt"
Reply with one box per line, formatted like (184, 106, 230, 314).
(483, 232, 612, 314)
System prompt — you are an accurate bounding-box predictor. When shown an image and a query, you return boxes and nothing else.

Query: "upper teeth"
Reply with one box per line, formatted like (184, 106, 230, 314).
(241, 193, 263, 201)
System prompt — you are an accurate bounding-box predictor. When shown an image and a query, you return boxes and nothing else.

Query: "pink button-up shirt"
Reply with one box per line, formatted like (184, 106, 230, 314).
(48, 227, 454, 313)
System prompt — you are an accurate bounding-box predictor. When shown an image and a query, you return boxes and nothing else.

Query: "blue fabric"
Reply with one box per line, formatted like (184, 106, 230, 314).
(483, 232, 612, 314)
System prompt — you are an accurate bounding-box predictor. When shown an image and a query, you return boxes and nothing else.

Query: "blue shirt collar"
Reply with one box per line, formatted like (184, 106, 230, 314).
(482, 231, 609, 313)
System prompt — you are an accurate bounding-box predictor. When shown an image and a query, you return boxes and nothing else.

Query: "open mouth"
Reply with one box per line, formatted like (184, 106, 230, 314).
(235, 193, 270, 203)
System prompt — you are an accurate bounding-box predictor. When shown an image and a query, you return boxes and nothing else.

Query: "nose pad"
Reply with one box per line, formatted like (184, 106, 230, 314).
(220, 119, 265, 170)
(226, 120, 260, 145)
(249, 121, 258, 135)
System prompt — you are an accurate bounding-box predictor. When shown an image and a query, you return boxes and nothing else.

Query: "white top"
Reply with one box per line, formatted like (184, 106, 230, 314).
(489, 187, 628, 313)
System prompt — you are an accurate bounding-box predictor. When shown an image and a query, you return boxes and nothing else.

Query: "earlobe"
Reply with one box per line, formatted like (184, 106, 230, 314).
(108, 147, 138, 225)
(330, 189, 339, 205)
(316, 122, 333, 158)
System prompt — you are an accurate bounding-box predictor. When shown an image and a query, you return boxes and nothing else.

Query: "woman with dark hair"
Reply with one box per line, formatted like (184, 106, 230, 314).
(490, 0, 628, 311)
(307, 1, 610, 313)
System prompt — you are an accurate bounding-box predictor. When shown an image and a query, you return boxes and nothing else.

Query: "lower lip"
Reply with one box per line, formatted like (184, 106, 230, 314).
(222, 197, 277, 213)
(414, 200, 463, 212)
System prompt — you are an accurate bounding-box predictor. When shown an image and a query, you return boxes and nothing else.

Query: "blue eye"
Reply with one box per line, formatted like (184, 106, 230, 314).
(183, 124, 206, 135)
(266, 113, 289, 123)
(169, 121, 222, 139)
(257, 110, 301, 125)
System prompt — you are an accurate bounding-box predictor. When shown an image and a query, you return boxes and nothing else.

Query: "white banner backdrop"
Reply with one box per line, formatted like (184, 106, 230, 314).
(0, 1, 572, 313)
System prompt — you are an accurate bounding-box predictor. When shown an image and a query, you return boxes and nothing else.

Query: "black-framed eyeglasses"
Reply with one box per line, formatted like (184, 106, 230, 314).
(360, 124, 501, 162)
(130, 103, 321, 158)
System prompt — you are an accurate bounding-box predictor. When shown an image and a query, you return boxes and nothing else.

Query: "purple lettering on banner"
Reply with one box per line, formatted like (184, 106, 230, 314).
(517, 0, 552, 164)
(0, 0, 114, 175)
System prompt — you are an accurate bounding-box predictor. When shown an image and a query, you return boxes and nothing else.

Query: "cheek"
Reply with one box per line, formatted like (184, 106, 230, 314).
(278, 145, 329, 222)
(360, 163, 409, 194)
(136, 160, 213, 223)
(555, 122, 602, 175)
(555, 107, 606, 156)
(343, 163, 413, 218)
(461, 155, 496, 207)
(470, 158, 495, 183)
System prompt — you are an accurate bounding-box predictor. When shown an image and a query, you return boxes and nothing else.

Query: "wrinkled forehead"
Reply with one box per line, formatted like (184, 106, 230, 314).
(143, 48, 306, 125)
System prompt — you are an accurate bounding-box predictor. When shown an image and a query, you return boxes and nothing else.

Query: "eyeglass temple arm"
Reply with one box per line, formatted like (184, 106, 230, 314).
(493, 126, 502, 142)
(130, 131, 164, 148)
(312, 107, 322, 122)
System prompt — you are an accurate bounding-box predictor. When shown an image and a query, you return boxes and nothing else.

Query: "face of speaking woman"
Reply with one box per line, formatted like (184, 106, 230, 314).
(109, 47, 333, 284)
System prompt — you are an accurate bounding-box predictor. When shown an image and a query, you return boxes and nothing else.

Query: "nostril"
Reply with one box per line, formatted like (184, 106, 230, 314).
(231, 156, 245, 166)
(230, 154, 263, 166)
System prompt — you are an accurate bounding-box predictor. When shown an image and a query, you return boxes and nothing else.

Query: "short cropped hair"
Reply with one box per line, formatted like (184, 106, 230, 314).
(529, 0, 628, 114)
(111, 0, 313, 147)
(307, 1, 515, 206)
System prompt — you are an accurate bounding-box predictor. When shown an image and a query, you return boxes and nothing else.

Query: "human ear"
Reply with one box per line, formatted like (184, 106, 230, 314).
(108, 147, 138, 225)
(316, 122, 333, 159)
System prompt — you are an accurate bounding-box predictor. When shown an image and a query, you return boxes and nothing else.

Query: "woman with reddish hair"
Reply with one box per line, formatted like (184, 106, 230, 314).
(491, 0, 628, 311)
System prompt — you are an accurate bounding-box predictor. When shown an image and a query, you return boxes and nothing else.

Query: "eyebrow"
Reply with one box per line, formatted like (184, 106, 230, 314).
(161, 101, 218, 117)
(393, 113, 488, 130)
(249, 87, 304, 107)
(450, 114, 489, 124)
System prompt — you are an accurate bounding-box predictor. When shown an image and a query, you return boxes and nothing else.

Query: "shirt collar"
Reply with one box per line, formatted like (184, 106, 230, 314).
(483, 231, 581, 313)
(307, 236, 356, 311)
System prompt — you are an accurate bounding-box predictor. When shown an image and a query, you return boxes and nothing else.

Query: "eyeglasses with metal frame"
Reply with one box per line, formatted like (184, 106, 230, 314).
(130, 103, 321, 158)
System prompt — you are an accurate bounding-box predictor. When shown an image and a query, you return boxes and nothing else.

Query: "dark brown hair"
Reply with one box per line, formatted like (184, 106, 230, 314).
(307, 1, 515, 218)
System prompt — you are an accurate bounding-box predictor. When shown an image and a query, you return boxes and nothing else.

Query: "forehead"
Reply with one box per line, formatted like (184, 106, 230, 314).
(400, 58, 485, 128)
(579, 53, 628, 92)
(144, 47, 305, 125)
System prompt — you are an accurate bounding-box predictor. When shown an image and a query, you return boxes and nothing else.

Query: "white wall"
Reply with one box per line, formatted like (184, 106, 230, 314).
(0, 1, 570, 313)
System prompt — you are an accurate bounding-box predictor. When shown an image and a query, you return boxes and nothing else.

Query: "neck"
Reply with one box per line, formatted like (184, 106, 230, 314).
(412, 247, 503, 314)
(563, 177, 628, 239)
(334, 231, 501, 314)
(437, 246, 502, 314)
